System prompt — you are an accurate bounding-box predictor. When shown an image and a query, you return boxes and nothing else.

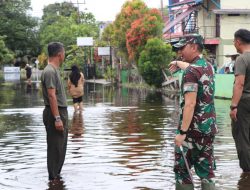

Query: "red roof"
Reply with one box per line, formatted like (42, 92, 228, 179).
(204, 38, 220, 45)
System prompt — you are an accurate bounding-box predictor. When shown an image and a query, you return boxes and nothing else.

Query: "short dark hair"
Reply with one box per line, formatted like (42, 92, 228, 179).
(47, 42, 64, 57)
(234, 29, 250, 44)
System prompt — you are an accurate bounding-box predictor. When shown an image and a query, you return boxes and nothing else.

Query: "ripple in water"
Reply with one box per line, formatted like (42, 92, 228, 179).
(0, 83, 246, 190)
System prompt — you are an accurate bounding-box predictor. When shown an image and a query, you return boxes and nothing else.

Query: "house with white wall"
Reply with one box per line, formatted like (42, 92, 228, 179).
(164, 0, 250, 66)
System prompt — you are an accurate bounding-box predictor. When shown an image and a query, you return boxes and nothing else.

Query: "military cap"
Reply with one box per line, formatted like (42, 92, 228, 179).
(173, 34, 204, 49)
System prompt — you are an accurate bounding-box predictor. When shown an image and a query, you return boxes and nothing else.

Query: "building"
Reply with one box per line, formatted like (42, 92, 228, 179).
(163, 0, 250, 66)
(98, 21, 113, 37)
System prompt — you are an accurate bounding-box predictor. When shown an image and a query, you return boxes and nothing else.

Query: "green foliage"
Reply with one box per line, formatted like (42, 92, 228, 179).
(39, 15, 98, 50)
(112, 0, 149, 57)
(41, 2, 96, 26)
(101, 23, 115, 46)
(101, 0, 164, 66)
(42, 2, 78, 20)
(162, 6, 169, 17)
(126, 8, 163, 61)
(79, 12, 98, 25)
(0, 0, 40, 56)
(104, 66, 116, 82)
(64, 45, 86, 70)
(39, 3, 99, 62)
(138, 38, 173, 88)
(37, 52, 47, 69)
(0, 36, 14, 65)
(95, 67, 103, 78)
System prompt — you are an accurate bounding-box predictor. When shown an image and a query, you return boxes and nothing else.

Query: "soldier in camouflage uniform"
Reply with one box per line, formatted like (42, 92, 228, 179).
(172, 34, 218, 190)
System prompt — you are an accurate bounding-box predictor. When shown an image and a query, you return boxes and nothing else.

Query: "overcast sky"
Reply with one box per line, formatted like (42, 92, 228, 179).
(30, 0, 165, 21)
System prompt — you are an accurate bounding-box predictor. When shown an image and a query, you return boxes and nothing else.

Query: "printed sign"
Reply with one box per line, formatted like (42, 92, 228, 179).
(77, 37, 94, 46)
(98, 47, 110, 56)
(4, 67, 20, 73)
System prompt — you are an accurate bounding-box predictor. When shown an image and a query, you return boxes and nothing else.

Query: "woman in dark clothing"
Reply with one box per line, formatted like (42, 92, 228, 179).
(67, 65, 84, 112)
(25, 64, 32, 83)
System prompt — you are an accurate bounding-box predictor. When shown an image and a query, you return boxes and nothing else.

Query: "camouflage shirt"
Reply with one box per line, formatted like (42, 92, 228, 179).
(179, 56, 218, 137)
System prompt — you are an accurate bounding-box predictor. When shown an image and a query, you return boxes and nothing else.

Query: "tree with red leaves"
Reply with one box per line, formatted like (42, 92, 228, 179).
(113, 0, 149, 59)
(126, 8, 163, 61)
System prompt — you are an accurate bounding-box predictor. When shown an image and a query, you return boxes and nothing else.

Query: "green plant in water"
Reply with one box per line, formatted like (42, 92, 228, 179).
(104, 66, 116, 82)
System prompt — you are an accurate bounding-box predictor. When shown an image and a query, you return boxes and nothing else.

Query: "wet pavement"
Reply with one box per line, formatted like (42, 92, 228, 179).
(0, 73, 246, 190)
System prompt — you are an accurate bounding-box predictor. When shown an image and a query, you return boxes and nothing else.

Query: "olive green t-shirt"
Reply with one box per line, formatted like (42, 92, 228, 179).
(41, 64, 67, 107)
(234, 52, 250, 99)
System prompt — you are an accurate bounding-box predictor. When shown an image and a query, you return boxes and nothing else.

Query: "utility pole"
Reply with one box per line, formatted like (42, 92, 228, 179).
(109, 44, 112, 67)
(160, 0, 164, 19)
(76, 0, 80, 23)
(74, 0, 86, 23)
(74, 0, 87, 76)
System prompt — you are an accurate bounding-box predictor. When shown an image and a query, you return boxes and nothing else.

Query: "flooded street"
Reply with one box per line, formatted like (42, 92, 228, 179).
(0, 73, 245, 190)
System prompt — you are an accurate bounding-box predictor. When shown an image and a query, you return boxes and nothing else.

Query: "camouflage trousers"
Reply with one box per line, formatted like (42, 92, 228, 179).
(174, 136, 216, 184)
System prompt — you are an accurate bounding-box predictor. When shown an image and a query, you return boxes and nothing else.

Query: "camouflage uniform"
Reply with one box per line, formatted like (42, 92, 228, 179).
(174, 56, 218, 184)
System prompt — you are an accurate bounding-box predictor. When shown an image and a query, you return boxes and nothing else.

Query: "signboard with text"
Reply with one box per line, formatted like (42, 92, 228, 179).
(77, 37, 93, 46)
(4, 67, 20, 73)
(98, 47, 110, 56)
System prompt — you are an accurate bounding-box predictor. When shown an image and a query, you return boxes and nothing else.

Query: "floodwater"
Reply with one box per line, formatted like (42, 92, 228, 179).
(0, 72, 247, 190)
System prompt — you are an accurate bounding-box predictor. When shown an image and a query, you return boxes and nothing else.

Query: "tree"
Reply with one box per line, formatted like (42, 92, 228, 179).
(39, 3, 99, 50)
(42, 2, 78, 20)
(103, 0, 164, 66)
(126, 8, 163, 61)
(138, 38, 173, 88)
(64, 44, 86, 70)
(101, 23, 115, 46)
(0, 36, 14, 65)
(112, 0, 149, 58)
(0, 0, 40, 57)
(39, 3, 99, 69)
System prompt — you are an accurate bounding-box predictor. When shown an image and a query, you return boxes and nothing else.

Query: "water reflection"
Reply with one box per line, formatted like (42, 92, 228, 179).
(4, 73, 20, 82)
(26, 83, 32, 94)
(47, 179, 66, 190)
(0, 78, 244, 190)
(69, 112, 84, 141)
